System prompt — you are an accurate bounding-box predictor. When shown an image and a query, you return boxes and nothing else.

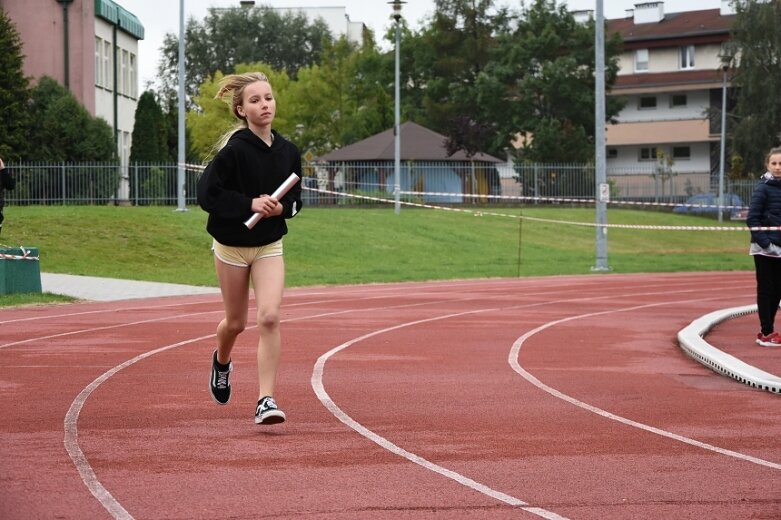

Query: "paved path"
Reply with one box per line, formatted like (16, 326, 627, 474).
(40, 272, 220, 301)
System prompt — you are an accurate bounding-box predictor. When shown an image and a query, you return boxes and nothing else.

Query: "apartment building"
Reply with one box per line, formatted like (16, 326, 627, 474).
(604, 1, 735, 195)
(2, 0, 144, 170)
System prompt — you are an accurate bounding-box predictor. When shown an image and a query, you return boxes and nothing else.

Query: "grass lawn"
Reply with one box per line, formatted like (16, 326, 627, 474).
(0, 204, 752, 306)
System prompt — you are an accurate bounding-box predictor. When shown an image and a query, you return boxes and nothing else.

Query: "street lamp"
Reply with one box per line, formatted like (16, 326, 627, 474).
(176, 0, 187, 211)
(717, 48, 732, 223)
(389, 1, 405, 215)
(593, 0, 609, 271)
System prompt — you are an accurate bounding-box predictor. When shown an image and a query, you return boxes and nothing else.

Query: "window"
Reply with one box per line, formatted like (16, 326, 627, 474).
(95, 37, 102, 87)
(670, 94, 687, 107)
(639, 147, 658, 161)
(639, 96, 657, 109)
(129, 53, 137, 98)
(679, 45, 695, 69)
(672, 146, 691, 160)
(103, 41, 112, 89)
(122, 131, 131, 165)
(635, 49, 649, 72)
(121, 50, 129, 95)
(607, 148, 618, 159)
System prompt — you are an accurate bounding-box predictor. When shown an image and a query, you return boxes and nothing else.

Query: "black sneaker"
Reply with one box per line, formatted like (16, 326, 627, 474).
(255, 396, 286, 425)
(209, 350, 232, 405)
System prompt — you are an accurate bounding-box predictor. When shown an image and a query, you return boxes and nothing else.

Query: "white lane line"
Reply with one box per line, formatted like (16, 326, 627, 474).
(0, 299, 220, 326)
(57, 281, 769, 519)
(508, 299, 781, 471)
(62, 299, 458, 520)
(64, 334, 213, 520)
(312, 310, 569, 520)
(0, 309, 222, 350)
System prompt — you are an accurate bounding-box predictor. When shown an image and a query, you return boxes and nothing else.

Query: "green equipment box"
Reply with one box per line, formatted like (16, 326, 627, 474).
(0, 247, 42, 295)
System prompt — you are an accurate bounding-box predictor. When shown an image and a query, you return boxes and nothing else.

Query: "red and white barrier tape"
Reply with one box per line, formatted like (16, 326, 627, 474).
(184, 166, 743, 211)
(303, 186, 775, 232)
(0, 246, 39, 261)
(401, 190, 745, 211)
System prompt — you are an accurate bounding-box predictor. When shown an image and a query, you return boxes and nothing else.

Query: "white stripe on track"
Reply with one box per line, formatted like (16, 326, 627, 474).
(57, 280, 769, 520)
(64, 334, 214, 520)
(62, 300, 457, 519)
(312, 310, 569, 520)
(508, 299, 781, 471)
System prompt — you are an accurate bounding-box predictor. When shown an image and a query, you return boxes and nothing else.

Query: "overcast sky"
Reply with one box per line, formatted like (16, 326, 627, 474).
(117, 0, 724, 87)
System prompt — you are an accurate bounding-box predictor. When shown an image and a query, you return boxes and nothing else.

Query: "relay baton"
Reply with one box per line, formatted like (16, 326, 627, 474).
(244, 173, 300, 229)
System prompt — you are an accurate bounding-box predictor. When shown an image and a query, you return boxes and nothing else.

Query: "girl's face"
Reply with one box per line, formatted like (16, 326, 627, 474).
(769, 153, 781, 179)
(237, 80, 276, 133)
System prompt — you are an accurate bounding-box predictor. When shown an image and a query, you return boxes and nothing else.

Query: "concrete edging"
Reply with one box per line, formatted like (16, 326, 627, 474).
(678, 304, 781, 395)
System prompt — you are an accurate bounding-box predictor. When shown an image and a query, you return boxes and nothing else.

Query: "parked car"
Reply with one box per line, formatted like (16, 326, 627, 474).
(673, 193, 745, 219)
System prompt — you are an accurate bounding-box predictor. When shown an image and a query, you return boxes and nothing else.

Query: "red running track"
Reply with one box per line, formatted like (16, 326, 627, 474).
(1, 272, 779, 519)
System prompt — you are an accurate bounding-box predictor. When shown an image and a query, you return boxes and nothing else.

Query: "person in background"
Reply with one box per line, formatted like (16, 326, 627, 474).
(746, 146, 781, 347)
(197, 72, 303, 425)
(0, 157, 17, 235)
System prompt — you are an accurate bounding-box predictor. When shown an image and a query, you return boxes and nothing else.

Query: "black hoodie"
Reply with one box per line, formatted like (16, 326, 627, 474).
(197, 128, 303, 247)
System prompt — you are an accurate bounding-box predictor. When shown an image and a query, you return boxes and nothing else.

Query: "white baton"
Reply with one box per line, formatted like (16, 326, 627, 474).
(244, 173, 301, 229)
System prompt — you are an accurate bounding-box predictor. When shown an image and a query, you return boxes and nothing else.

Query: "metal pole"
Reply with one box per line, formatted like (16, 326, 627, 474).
(718, 66, 727, 223)
(593, 0, 609, 271)
(393, 6, 402, 215)
(176, 0, 187, 211)
(59, 1, 72, 89)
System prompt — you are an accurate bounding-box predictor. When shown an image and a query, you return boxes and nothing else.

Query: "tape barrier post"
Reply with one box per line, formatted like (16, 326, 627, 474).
(244, 173, 300, 230)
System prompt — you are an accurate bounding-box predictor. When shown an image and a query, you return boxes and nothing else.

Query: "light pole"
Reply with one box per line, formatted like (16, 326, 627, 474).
(593, 0, 609, 271)
(389, 1, 405, 215)
(717, 51, 731, 223)
(176, 0, 187, 211)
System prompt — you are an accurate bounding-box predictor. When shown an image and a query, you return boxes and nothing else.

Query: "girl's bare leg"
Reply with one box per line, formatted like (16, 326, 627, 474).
(214, 257, 251, 364)
(249, 255, 285, 399)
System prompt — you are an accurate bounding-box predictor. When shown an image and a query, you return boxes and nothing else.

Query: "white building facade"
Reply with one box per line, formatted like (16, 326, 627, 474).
(231, 2, 366, 44)
(94, 0, 144, 180)
(603, 1, 735, 195)
(2, 0, 143, 174)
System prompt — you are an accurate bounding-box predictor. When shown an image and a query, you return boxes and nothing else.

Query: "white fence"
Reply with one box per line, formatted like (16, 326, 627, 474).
(2, 160, 756, 210)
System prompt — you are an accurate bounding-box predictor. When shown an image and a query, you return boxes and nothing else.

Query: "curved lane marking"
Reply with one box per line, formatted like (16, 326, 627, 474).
(58, 280, 770, 519)
(63, 299, 458, 519)
(64, 335, 212, 520)
(312, 309, 569, 520)
(508, 299, 781, 471)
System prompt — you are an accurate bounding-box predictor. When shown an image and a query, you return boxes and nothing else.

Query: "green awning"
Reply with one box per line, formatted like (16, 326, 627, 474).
(94, 0, 145, 40)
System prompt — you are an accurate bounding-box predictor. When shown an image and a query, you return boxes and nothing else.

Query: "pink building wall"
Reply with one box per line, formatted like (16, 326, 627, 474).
(1, 0, 96, 114)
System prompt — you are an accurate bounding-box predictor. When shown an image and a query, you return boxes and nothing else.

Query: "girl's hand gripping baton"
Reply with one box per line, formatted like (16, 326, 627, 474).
(244, 173, 300, 229)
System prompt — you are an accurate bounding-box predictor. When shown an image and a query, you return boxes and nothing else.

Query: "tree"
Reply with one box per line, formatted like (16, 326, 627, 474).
(130, 91, 169, 162)
(188, 32, 393, 161)
(28, 77, 116, 162)
(406, 0, 507, 142)
(187, 63, 292, 162)
(0, 8, 31, 161)
(476, 0, 623, 162)
(155, 7, 332, 110)
(729, 0, 781, 176)
(286, 36, 392, 155)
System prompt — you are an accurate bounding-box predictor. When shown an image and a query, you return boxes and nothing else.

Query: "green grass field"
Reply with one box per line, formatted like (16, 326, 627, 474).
(0, 204, 753, 306)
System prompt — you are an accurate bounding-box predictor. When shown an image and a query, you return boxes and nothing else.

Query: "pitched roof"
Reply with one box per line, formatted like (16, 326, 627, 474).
(608, 8, 734, 47)
(317, 121, 502, 163)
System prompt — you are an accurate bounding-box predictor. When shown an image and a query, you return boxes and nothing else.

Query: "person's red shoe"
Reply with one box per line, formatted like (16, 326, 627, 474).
(756, 332, 781, 347)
